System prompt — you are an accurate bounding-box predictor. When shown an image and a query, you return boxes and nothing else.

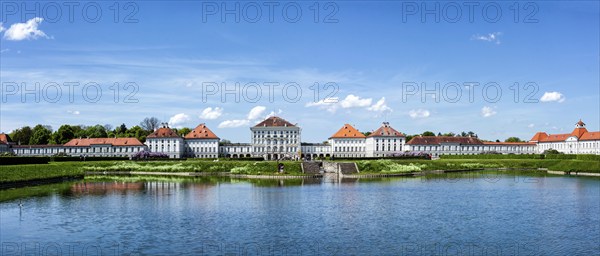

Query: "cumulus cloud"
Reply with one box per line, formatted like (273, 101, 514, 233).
(340, 94, 372, 108)
(305, 94, 377, 113)
(528, 123, 535, 128)
(218, 119, 250, 128)
(0, 22, 5, 33)
(169, 113, 191, 128)
(367, 97, 392, 113)
(408, 109, 430, 119)
(67, 110, 80, 115)
(305, 97, 339, 113)
(265, 109, 283, 119)
(219, 106, 280, 128)
(540, 92, 565, 103)
(4, 17, 49, 41)
(481, 106, 497, 117)
(247, 106, 267, 120)
(471, 32, 502, 44)
(199, 107, 223, 120)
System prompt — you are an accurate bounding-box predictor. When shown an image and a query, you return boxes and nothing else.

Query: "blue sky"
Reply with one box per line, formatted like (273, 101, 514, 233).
(0, 1, 598, 143)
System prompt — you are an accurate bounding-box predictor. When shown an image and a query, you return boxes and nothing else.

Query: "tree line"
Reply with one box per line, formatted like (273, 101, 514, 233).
(364, 131, 523, 143)
(7, 117, 190, 145)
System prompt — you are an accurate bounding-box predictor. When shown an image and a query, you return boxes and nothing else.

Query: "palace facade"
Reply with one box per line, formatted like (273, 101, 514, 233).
(1, 117, 598, 158)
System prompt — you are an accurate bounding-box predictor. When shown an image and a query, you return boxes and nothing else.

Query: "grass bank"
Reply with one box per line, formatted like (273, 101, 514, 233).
(1, 158, 597, 186)
(0, 162, 85, 183)
(354, 159, 600, 174)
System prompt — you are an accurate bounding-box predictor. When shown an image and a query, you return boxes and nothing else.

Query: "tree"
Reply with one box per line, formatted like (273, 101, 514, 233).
(55, 125, 75, 144)
(29, 124, 52, 145)
(177, 127, 192, 137)
(505, 137, 523, 142)
(10, 126, 32, 145)
(460, 131, 468, 137)
(103, 124, 113, 133)
(85, 125, 108, 138)
(140, 117, 160, 132)
(422, 131, 435, 136)
(362, 132, 372, 136)
(437, 132, 442, 136)
(219, 139, 232, 146)
(442, 132, 456, 137)
(115, 123, 128, 136)
(127, 125, 150, 143)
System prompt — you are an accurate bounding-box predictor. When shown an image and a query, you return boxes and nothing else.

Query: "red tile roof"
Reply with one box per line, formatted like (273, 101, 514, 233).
(368, 123, 405, 137)
(571, 127, 588, 138)
(185, 124, 219, 139)
(254, 116, 295, 127)
(64, 138, 144, 147)
(482, 142, 536, 146)
(147, 127, 180, 138)
(330, 124, 366, 139)
(580, 131, 600, 141)
(12, 144, 63, 148)
(529, 132, 548, 142)
(540, 133, 573, 142)
(0, 133, 11, 144)
(407, 136, 483, 145)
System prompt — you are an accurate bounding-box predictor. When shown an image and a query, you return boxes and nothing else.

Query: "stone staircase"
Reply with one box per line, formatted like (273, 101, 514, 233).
(338, 162, 359, 174)
(301, 162, 322, 174)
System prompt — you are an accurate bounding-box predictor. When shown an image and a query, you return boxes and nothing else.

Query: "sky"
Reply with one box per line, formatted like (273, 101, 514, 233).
(0, 1, 599, 143)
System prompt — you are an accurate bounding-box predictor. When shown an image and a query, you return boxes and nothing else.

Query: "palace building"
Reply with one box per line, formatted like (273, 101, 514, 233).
(530, 120, 600, 155)
(2, 118, 598, 158)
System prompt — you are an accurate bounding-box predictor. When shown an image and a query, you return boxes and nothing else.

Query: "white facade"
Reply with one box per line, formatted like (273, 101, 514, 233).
(250, 117, 301, 160)
(185, 139, 219, 158)
(300, 143, 332, 159)
(219, 143, 253, 158)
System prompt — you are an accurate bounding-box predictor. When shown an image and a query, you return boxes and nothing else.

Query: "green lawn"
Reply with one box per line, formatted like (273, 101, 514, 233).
(1, 158, 598, 184)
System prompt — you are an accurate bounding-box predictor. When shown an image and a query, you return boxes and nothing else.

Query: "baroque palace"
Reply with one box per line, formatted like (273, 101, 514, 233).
(1, 117, 599, 159)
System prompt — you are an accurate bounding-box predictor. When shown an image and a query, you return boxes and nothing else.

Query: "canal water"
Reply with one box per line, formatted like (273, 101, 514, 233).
(1, 171, 599, 255)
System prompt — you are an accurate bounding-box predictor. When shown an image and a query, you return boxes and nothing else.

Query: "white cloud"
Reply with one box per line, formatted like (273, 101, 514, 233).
(305, 94, 373, 113)
(4, 17, 49, 41)
(408, 109, 430, 119)
(67, 110, 80, 115)
(528, 124, 535, 128)
(0, 49, 10, 54)
(367, 97, 392, 113)
(169, 113, 191, 128)
(0, 22, 5, 33)
(218, 119, 250, 128)
(471, 32, 502, 44)
(199, 107, 223, 120)
(265, 109, 283, 119)
(305, 97, 339, 113)
(481, 106, 497, 117)
(247, 106, 267, 120)
(340, 94, 372, 108)
(540, 92, 565, 103)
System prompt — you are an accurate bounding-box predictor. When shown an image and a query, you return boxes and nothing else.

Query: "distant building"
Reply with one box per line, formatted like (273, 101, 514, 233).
(184, 124, 219, 158)
(0, 133, 12, 153)
(329, 124, 367, 158)
(366, 122, 406, 157)
(63, 138, 146, 157)
(530, 120, 600, 154)
(406, 136, 536, 157)
(250, 116, 300, 160)
(12, 138, 146, 157)
(146, 123, 184, 158)
(5, 118, 599, 158)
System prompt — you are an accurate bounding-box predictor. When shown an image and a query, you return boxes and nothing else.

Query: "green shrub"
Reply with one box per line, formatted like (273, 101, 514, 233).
(440, 154, 543, 160)
(0, 157, 50, 165)
(544, 154, 576, 160)
(576, 154, 600, 161)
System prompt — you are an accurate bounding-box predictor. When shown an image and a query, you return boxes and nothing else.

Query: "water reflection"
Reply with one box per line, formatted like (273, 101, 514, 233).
(0, 171, 598, 255)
